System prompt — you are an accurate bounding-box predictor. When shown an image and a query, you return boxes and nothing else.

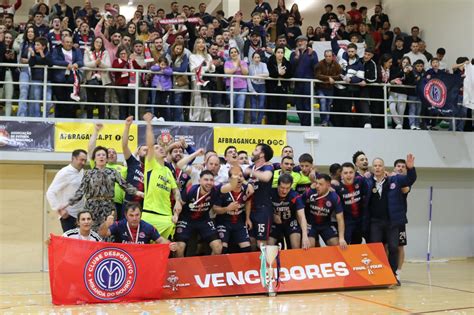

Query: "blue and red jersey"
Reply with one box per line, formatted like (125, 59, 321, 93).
(271, 188, 305, 222)
(302, 189, 343, 225)
(180, 184, 221, 221)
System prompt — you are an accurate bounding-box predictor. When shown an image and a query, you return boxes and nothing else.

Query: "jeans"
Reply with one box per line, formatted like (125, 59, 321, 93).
(1, 69, 14, 116)
(369, 218, 399, 275)
(389, 92, 407, 126)
(449, 96, 467, 131)
(116, 87, 134, 120)
(294, 82, 311, 126)
(153, 90, 171, 120)
(32, 80, 53, 117)
(408, 95, 421, 127)
(18, 71, 39, 117)
(171, 92, 185, 122)
(227, 87, 247, 124)
(317, 88, 334, 124)
(250, 83, 266, 124)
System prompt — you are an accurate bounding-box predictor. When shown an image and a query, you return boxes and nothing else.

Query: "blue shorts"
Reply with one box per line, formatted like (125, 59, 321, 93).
(216, 221, 250, 245)
(344, 219, 364, 244)
(270, 219, 301, 240)
(249, 205, 273, 241)
(308, 224, 338, 243)
(174, 219, 219, 243)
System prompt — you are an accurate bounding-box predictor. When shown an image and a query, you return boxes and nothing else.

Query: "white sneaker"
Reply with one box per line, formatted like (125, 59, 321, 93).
(395, 124, 403, 129)
(410, 125, 417, 130)
(70, 93, 80, 102)
(364, 123, 372, 129)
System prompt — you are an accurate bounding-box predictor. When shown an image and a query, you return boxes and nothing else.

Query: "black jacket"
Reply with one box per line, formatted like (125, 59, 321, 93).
(266, 56, 292, 92)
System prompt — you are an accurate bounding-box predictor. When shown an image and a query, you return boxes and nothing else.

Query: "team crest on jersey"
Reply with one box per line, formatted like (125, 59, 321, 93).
(138, 232, 145, 238)
(424, 79, 447, 108)
(242, 195, 248, 202)
(84, 248, 137, 301)
(176, 227, 183, 233)
(355, 183, 359, 189)
(182, 173, 188, 179)
(326, 201, 332, 207)
(390, 183, 396, 190)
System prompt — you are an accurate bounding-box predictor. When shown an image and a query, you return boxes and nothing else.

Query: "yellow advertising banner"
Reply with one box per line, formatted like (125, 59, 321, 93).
(213, 127, 287, 156)
(55, 122, 138, 153)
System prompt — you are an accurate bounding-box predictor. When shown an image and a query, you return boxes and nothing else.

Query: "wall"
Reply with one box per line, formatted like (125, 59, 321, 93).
(383, 0, 474, 68)
(0, 164, 44, 273)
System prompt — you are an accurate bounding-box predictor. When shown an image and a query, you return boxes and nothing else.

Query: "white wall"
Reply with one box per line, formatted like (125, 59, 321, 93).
(383, 0, 474, 67)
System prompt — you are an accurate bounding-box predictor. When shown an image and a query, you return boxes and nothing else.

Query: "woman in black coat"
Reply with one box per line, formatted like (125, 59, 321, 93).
(266, 46, 292, 125)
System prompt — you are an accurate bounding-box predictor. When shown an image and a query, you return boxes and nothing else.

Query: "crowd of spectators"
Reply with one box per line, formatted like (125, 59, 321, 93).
(0, 0, 471, 131)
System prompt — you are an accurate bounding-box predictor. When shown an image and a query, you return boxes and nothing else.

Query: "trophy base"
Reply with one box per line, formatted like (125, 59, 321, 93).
(267, 292, 277, 297)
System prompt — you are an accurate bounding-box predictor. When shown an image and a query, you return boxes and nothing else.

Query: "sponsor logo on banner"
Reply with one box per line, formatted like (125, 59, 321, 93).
(424, 79, 447, 108)
(161, 244, 396, 299)
(0, 121, 54, 151)
(214, 127, 287, 156)
(84, 248, 137, 301)
(55, 122, 138, 153)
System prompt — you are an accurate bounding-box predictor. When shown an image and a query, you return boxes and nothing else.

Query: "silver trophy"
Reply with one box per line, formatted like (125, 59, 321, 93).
(260, 245, 280, 297)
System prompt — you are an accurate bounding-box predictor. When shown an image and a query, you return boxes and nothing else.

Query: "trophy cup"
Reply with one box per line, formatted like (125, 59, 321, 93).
(260, 245, 281, 297)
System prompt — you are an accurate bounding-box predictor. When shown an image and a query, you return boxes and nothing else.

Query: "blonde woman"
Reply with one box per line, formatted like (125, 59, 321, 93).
(189, 38, 215, 122)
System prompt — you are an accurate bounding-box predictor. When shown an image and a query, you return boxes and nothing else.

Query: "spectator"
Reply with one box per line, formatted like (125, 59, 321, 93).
(359, 6, 369, 25)
(51, 35, 84, 118)
(3, 15, 18, 39)
(0, 0, 21, 15)
(248, 51, 269, 124)
(137, 21, 151, 43)
(370, 4, 389, 31)
(314, 49, 342, 126)
(403, 26, 422, 53)
(150, 57, 173, 120)
(1, 32, 17, 116)
(398, 57, 421, 130)
(224, 47, 249, 124)
(392, 27, 408, 50)
(243, 31, 267, 63)
(33, 12, 49, 37)
(391, 36, 405, 69)
(215, 10, 229, 29)
(194, 2, 212, 25)
(112, 14, 128, 35)
(379, 22, 393, 56)
(404, 41, 429, 70)
(336, 4, 350, 26)
(208, 43, 227, 122)
(306, 26, 317, 42)
(265, 10, 285, 43)
(450, 57, 470, 131)
(35, 3, 50, 24)
(248, 12, 267, 47)
(276, 34, 292, 60)
(94, 16, 122, 61)
(130, 40, 148, 111)
(83, 36, 111, 119)
(435, 48, 447, 70)
(46, 16, 62, 50)
(168, 42, 188, 122)
(76, 0, 98, 28)
(189, 37, 215, 122)
(252, 0, 272, 19)
(347, 2, 362, 26)
(285, 15, 301, 49)
(150, 36, 168, 61)
(386, 54, 409, 129)
(73, 21, 94, 52)
(29, 36, 53, 118)
(419, 41, 433, 62)
(126, 22, 137, 40)
(274, 0, 289, 23)
(290, 35, 318, 126)
(144, 4, 157, 26)
(289, 3, 303, 26)
(358, 23, 375, 50)
(319, 4, 337, 27)
(266, 46, 292, 125)
(50, 0, 75, 30)
(112, 46, 135, 119)
(15, 26, 36, 117)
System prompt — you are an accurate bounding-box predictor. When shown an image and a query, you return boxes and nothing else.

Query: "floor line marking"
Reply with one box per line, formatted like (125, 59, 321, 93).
(413, 306, 474, 314)
(337, 292, 412, 313)
(403, 280, 474, 294)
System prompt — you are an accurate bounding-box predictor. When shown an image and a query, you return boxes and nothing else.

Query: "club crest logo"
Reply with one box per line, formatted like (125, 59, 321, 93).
(84, 248, 137, 301)
(326, 201, 332, 207)
(390, 183, 396, 190)
(424, 79, 447, 108)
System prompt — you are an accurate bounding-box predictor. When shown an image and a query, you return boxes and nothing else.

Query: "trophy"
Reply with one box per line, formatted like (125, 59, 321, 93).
(260, 245, 281, 297)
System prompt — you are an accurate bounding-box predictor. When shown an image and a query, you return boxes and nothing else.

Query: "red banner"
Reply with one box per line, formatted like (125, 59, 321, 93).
(162, 244, 395, 299)
(48, 235, 170, 305)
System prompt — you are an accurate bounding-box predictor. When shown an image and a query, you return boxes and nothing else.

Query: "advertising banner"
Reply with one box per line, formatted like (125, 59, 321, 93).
(137, 125, 214, 151)
(48, 235, 170, 305)
(162, 244, 396, 299)
(0, 121, 54, 151)
(213, 127, 287, 156)
(55, 122, 138, 153)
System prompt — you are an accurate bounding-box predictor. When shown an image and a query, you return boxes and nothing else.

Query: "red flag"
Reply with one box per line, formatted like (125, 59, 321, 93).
(48, 234, 170, 305)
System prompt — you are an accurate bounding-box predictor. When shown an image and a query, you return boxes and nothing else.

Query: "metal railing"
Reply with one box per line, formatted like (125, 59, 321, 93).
(0, 63, 471, 131)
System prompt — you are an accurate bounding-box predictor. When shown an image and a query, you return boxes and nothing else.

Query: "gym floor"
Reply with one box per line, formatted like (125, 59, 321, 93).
(0, 259, 472, 314)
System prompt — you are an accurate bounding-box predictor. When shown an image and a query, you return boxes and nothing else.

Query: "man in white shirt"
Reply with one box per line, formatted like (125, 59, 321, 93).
(217, 146, 250, 184)
(404, 42, 429, 70)
(46, 149, 87, 232)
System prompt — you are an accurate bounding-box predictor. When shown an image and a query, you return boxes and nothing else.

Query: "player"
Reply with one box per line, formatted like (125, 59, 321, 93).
(302, 174, 347, 248)
(245, 143, 274, 250)
(165, 139, 195, 193)
(238, 150, 249, 165)
(352, 150, 369, 177)
(174, 169, 239, 257)
(214, 167, 254, 253)
(271, 155, 300, 188)
(269, 174, 310, 249)
(272, 145, 294, 170)
(99, 202, 176, 251)
(334, 162, 368, 244)
(122, 116, 147, 209)
(62, 210, 102, 241)
(294, 153, 315, 195)
(393, 158, 411, 283)
(141, 113, 182, 240)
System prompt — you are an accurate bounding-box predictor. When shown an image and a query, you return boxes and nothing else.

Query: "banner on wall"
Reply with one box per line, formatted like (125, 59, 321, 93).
(48, 235, 170, 305)
(0, 121, 54, 151)
(137, 125, 214, 151)
(162, 243, 396, 299)
(313, 40, 365, 61)
(213, 127, 287, 156)
(55, 122, 138, 153)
